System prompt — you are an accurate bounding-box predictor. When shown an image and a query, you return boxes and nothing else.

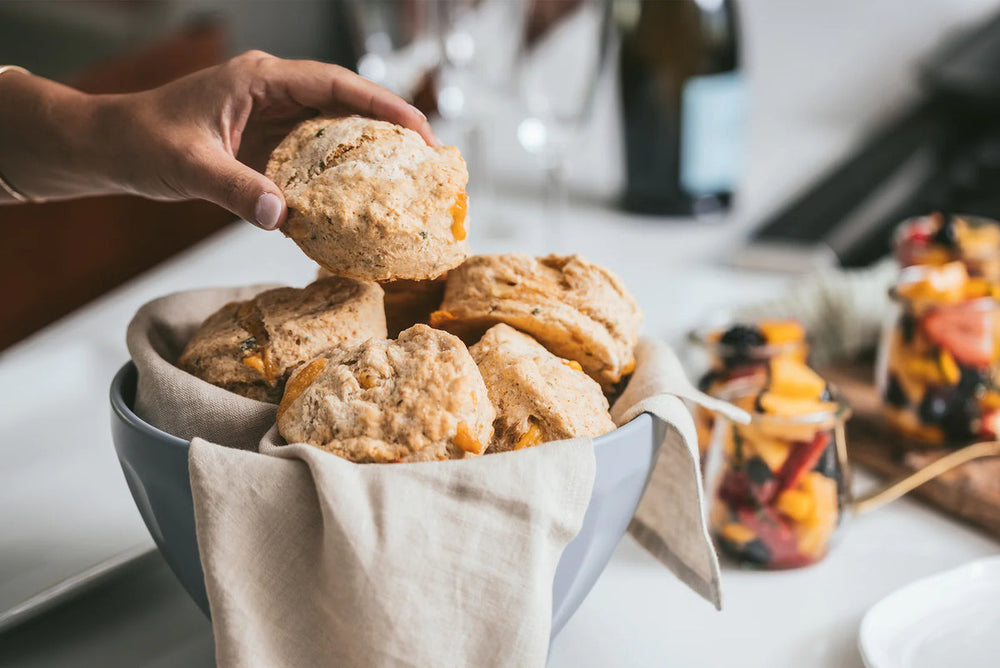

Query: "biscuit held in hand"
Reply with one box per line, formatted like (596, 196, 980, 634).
(432, 254, 642, 391)
(471, 324, 616, 453)
(177, 277, 386, 403)
(267, 116, 469, 281)
(277, 324, 494, 463)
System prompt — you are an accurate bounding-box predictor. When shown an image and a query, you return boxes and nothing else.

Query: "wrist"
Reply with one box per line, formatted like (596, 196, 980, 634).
(0, 72, 123, 201)
(83, 92, 139, 195)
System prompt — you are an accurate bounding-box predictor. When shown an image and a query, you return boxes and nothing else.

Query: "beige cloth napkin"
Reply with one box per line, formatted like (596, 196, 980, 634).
(191, 432, 594, 668)
(127, 284, 282, 451)
(612, 339, 748, 609)
(127, 286, 734, 667)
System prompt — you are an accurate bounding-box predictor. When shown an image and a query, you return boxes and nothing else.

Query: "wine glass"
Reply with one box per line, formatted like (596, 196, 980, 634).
(347, 0, 525, 241)
(347, 0, 440, 101)
(433, 0, 526, 240)
(516, 0, 613, 251)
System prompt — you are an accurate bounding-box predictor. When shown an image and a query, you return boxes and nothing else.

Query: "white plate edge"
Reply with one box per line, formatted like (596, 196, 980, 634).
(858, 555, 1000, 668)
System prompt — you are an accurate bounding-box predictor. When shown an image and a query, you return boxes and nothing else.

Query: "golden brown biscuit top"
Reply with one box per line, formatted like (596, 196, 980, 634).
(265, 116, 470, 282)
(277, 324, 495, 463)
(470, 324, 615, 452)
(433, 253, 642, 389)
(177, 277, 386, 403)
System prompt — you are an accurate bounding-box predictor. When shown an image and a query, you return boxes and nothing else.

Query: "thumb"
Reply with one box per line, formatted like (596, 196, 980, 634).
(190, 152, 286, 230)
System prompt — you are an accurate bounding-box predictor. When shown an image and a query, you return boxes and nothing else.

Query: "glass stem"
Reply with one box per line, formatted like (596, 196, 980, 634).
(463, 121, 502, 238)
(544, 155, 568, 253)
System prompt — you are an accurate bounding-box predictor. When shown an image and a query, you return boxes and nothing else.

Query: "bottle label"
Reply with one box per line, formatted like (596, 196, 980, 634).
(680, 70, 747, 197)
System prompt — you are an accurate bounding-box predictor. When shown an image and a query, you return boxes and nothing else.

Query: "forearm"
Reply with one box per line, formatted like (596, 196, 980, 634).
(0, 51, 437, 226)
(0, 70, 119, 203)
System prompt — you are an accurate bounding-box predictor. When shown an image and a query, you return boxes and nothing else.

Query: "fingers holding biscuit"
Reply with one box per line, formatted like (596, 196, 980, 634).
(261, 58, 440, 147)
(188, 149, 286, 230)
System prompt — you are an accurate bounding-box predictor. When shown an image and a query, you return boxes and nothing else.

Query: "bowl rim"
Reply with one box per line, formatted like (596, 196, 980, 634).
(109, 361, 649, 450)
(110, 362, 189, 450)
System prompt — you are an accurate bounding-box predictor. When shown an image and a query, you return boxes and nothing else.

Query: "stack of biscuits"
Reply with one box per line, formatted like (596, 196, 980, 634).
(178, 116, 642, 463)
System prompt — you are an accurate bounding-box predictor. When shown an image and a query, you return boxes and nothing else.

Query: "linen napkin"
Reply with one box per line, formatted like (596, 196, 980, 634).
(126, 284, 282, 451)
(612, 338, 748, 609)
(126, 286, 736, 667)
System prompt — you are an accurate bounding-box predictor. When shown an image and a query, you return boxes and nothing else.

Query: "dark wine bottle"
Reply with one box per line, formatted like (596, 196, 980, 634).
(618, 0, 746, 216)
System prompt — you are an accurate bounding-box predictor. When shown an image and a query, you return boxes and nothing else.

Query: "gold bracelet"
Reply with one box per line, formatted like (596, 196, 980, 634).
(0, 65, 39, 203)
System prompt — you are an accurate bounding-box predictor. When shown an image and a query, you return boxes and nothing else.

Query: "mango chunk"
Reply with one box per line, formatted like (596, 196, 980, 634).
(758, 319, 805, 345)
(721, 522, 756, 546)
(769, 357, 826, 399)
(776, 489, 816, 523)
(757, 393, 838, 418)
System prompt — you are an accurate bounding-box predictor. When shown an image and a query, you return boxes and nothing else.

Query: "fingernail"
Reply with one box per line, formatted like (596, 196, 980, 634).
(408, 103, 427, 121)
(254, 192, 282, 230)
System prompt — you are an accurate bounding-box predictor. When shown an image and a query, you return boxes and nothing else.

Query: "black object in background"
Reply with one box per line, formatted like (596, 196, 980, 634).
(741, 11, 1000, 270)
(618, 0, 745, 216)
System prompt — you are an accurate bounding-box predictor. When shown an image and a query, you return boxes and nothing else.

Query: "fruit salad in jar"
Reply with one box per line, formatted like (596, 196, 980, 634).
(878, 262, 1000, 445)
(691, 320, 809, 457)
(894, 212, 1000, 282)
(707, 357, 849, 569)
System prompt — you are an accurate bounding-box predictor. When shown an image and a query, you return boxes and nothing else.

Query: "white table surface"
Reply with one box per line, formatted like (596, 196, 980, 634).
(3, 2, 1000, 665)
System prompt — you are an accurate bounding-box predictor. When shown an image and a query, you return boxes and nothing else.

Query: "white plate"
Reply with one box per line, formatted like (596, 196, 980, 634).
(859, 556, 1000, 668)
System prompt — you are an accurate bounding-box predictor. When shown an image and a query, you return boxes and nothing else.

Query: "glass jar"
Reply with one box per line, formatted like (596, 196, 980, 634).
(893, 213, 1000, 282)
(705, 385, 850, 569)
(876, 266, 1000, 446)
(689, 320, 810, 458)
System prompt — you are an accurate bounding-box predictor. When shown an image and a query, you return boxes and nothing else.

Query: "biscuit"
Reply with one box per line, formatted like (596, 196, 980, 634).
(431, 254, 642, 390)
(319, 266, 446, 338)
(277, 324, 494, 463)
(178, 277, 386, 403)
(470, 324, 616, 453)
(267, 116, 469, 281)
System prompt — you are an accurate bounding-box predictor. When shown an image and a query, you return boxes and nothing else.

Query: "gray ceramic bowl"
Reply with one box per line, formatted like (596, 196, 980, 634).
(110, 362, 660, 637)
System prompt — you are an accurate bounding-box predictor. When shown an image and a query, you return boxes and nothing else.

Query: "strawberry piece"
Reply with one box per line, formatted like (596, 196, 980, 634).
(718, 470, 751, 509)
(981, 409, 1000, 439)
(736, 507, 810, 569)
(922, 302, 994, 368)
(777, 431, 831, 493)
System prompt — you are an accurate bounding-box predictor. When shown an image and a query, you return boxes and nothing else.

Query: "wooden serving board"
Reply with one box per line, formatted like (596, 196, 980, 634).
(822, 362, 1000, 539)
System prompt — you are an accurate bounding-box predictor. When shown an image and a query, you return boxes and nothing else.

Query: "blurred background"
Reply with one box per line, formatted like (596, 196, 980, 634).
(3, 0, 1000, 350)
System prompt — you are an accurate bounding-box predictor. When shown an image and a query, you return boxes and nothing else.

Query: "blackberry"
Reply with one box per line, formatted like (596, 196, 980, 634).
(812, 444, 839, 479)
(917, 388, 949, 425)
(746, 456, 774, 484)
(884, 374, 909, 407)
(719, 324, 766, 365)
(899, 312, 918, 344)
(931, 214, 959, 247)
(697, 370, 718, 393)
(720, 324, 766, 348)
(942, 395, 980, 442)
(740, 539, 772, 565)
(957, 366, 986, 395)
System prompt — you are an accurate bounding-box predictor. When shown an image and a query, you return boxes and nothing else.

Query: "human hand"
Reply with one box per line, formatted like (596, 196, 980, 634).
(86, 51, 437, 230)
